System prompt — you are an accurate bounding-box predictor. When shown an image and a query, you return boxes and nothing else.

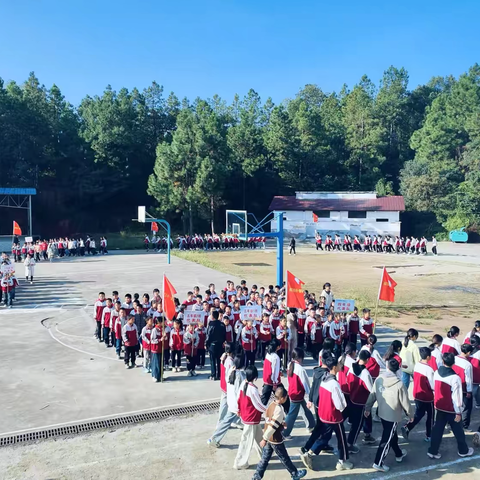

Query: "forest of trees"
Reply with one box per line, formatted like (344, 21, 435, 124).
(1, 64, 480, 236)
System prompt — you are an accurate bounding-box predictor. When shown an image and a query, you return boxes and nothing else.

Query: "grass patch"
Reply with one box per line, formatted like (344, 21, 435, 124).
(417, 309, 442, 320)
(172, 250, 245, 277)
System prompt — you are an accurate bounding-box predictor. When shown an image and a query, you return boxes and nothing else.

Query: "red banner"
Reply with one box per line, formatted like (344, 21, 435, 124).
(163, 274, 177, 320)
(378, 267, 397, 302)
(151, 222, 159, 232)
(13, 221, 22, 236)
(312, 213, 319, 222)
(286, 270, 306, 309)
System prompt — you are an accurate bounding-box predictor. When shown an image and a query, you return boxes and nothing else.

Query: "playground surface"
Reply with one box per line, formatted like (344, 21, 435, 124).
(1, 244, 480, 479)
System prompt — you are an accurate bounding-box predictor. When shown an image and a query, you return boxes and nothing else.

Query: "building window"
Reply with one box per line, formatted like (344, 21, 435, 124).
(348, 211, 367, 219)
(314, 211, 330, 218)
(376, 218, 389, 222)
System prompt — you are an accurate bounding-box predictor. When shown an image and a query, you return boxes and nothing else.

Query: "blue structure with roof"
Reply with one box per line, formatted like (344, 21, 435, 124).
(0, 188, 36, 236)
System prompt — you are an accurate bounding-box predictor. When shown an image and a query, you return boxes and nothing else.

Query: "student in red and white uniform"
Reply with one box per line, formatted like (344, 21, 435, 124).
(359, 308, 373, 346)
(242, 319, 258, 367)
(453, 344, 473, 429)
(233, 365, 266, 470)
(330, 314, 343, 358)
(122, 315, 139, 369)
(215, 344, 235, 427)
(141, 293, 151, 313)
(428, 352, 473, 459)
(101, 298, 114, 348)
(196, 320, 207, 370)
(346, 349, 374, 452)
(283, 348, 315, 437)
(261, 339, 281, 405)
(223, 316, 234, 345)
(276, 317, 290, 367)
(182, 291, 196, 310)
(337, 343, 357, 400)
(469, 336, 480, 410)
(269, 305, 281, 332)
(429, 334, 443, 371)
(122, 293, 134, 315)
(150, 318, 170, 381)
(360, 334, 385, 381)
(169, 319, 184, 372)
(110, 301, 121, 347)
(183, 323, 199, 377)
(463, 321, 480, 344)
(305, 308, 317, 353)
(191, 294, 203, 311)
(441, 326, 461, 355)
(259, 314, 273, 359)
(383, 340, 404, 379)
(141, 317, 154, 373)
(310, 316, 324, 361)
(401, 347, 435, 442)
(347, 307, 360, 347)
(316, 356, 352, 471)
(225, 280, 236, 303)
(93, 292, 106, 342)
(297, 308, 306, 350)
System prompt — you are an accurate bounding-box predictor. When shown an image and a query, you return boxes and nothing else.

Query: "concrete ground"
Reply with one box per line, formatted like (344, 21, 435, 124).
(1, 248, 480, 479)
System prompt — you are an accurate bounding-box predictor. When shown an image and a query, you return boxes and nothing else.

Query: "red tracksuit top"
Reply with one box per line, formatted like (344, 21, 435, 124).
(433, 368, 463, 414)
(170, 329, 184, 350)
(237, 382, 266, 425)
(337, 355, 355, 395)
(413, 362, 434, 402)
(288, 361, 310, 402)
(318, 376, 346, 424)
(347, 365, 373, 405)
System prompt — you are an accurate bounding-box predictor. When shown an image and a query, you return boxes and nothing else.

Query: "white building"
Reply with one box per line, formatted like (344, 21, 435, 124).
(269, 191, 405, 238)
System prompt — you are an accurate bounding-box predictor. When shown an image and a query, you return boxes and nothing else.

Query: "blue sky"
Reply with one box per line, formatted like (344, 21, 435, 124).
(1, 0, 479, 105)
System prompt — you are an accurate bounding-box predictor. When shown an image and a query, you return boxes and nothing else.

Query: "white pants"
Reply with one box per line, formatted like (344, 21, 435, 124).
(216, 392, 228, 427)
(234, 423, 263, 469)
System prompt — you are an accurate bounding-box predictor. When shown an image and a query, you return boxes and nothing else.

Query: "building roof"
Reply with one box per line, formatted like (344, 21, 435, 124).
(0, 188, 37, 195)
(269, 195, 405, 212)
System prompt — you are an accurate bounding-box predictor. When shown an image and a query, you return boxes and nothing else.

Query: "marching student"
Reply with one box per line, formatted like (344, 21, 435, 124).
(196, 320, 206, 369)
(251, 385, 307, 480)
(384, 340, 404, 368)
(141, 317, 154, 373)
(101, 298, 115, 347)
(400, 328, 421, 389)
(428, 352, 473, 459)
(170, 319, 184, 372)
(241, 318, 258, 367)
(441, 326, 461, 355)
(283, 348, 315, 438)
(183, 322, 199, 377)
(470, 336, 480, 410)
(261, 339, 281, 405)
(359, 308, 374, 346)
(276, 317, 290, 368)
(234, 365, 266, 470)
(297, 308, 306, 350)
(122, 315, 139, 369)
(401, 346, 435, 442)
(463, 320, 480, 344)
(337, 342, 357, 402)
(93, 292, 106, 342)
(216, 344, 235, 426)
(361, 334, 386, 382)
(366, 358, 413, 472)
(429, 334, 443, 371)
(453, 343, 474, 430)
(346, 349, 374, 453)
(208, 353, 246, 447)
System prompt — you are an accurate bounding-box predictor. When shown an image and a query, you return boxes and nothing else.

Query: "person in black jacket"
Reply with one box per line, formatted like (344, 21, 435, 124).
(299, 354, 334, 468)
(289, 237, 296, 256)
(206, 310, 226, 380)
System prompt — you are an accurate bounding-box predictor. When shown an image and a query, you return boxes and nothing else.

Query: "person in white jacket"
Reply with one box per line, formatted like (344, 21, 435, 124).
(400, 328, 421, 390)
(24, 254, 35, 284)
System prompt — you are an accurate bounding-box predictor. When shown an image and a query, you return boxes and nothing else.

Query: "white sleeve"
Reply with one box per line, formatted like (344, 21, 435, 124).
(271, 355, 280, 384)
(332, 383, 347, 412)
(329, 322, 338, 341)
(359, 319, 366, 335)
(168, 333, 173, 348)
(465, 363, 473, 393)
(373, 349, 386, 369)
(276, 327, 283, 340)
(299, 366, 311, 396)
(101, 308, 106, 325)
(454, 340, 461, 356)
(241, 328, 249, 343)
(362, 369, 374, 393)
(311, 324, 316, 341)
(452, 377, 464, 414)
(250, 386, 267, 413)
(427, 367, 435, 391)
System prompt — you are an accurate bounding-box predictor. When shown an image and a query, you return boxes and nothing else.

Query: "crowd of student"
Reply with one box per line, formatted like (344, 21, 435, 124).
(91, 278, 479, 477)
(144, 234, 266, 251)
(0, 251, 36, 308)
(11, 236, 108, 262)
(314, 233, 438, 255)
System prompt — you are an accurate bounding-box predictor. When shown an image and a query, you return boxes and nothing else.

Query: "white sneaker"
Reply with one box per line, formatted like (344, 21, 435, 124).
(373, 463, 389, 472)
(427, 452, 441, 459)
(458, 447, 474, 457)
(396, 449, 407, 462)
(336, 460, 353, 470)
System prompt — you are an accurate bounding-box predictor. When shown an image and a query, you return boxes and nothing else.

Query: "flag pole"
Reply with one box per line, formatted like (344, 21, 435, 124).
(373, 267, 385, 334)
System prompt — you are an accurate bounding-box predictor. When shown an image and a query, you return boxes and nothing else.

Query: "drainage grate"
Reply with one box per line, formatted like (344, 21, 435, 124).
(0, 401, 220, 447)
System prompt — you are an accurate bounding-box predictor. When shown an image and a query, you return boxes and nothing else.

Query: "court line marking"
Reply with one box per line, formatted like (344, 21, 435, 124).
(375, 454, 480, 480)
(0, 397, 219, 437)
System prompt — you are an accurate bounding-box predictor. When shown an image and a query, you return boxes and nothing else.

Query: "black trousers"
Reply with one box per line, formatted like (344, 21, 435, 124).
(374, 419, 402, 466)
(297, 333, 305, 350)
(347, 403, 365, 445)
(429, 409, 468, 455)
(463, 393, 473, 428)
(197, 348, 206, 366)
(103, 327, 111, 346)
(96, 321, 102, 340)
(406, 399, 433, 437)
(171, 349, 182, 368)
(316, 243, 323, 250)
(124, 346, 136, 365)
(253, 441, 298, 480)
(317, 422, 348, 461)
(186, 354, 197, 371)
(209, 343, 222, 378)
(261, 384, 274, 406)
(244, 350, 256, 367)
(289, 245, 296, 254)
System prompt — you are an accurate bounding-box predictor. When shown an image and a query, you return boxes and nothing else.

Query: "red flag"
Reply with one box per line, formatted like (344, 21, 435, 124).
(13, 221, 22, 236)
(312, 212, 319, 223)
(378, 267, 397, 302)
(286, 270, 306, 309)
(151, 222, 159, 232)
(163, 274, 177, 320)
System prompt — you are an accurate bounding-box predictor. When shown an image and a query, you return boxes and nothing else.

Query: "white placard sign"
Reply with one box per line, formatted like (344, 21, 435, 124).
(333, 299, 355, 313)
(240, 305, 262, 320)
(183, 310, 204, 325)
(1, 263, 15, 275)
(25, 236, 33, 243)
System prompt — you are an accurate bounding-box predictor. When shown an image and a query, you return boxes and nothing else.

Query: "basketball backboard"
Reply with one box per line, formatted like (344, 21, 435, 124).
(138, 206, 146, 223)
(226, 210, 247, 240)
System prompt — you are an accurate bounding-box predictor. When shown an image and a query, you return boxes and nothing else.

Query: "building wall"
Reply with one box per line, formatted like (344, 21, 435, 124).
(271, 210, 401, 238)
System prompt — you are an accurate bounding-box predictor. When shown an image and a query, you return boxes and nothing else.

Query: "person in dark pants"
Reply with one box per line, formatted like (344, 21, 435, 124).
(428, 352, 473, 459)
(289, 237, 296, 255)
(122, 316, 139, 369)
(206, 310, 226, 380)
(252, 385, 307, 480)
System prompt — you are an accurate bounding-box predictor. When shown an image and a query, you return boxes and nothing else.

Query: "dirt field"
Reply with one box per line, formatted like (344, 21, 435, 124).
(174, 242, 480, 337)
